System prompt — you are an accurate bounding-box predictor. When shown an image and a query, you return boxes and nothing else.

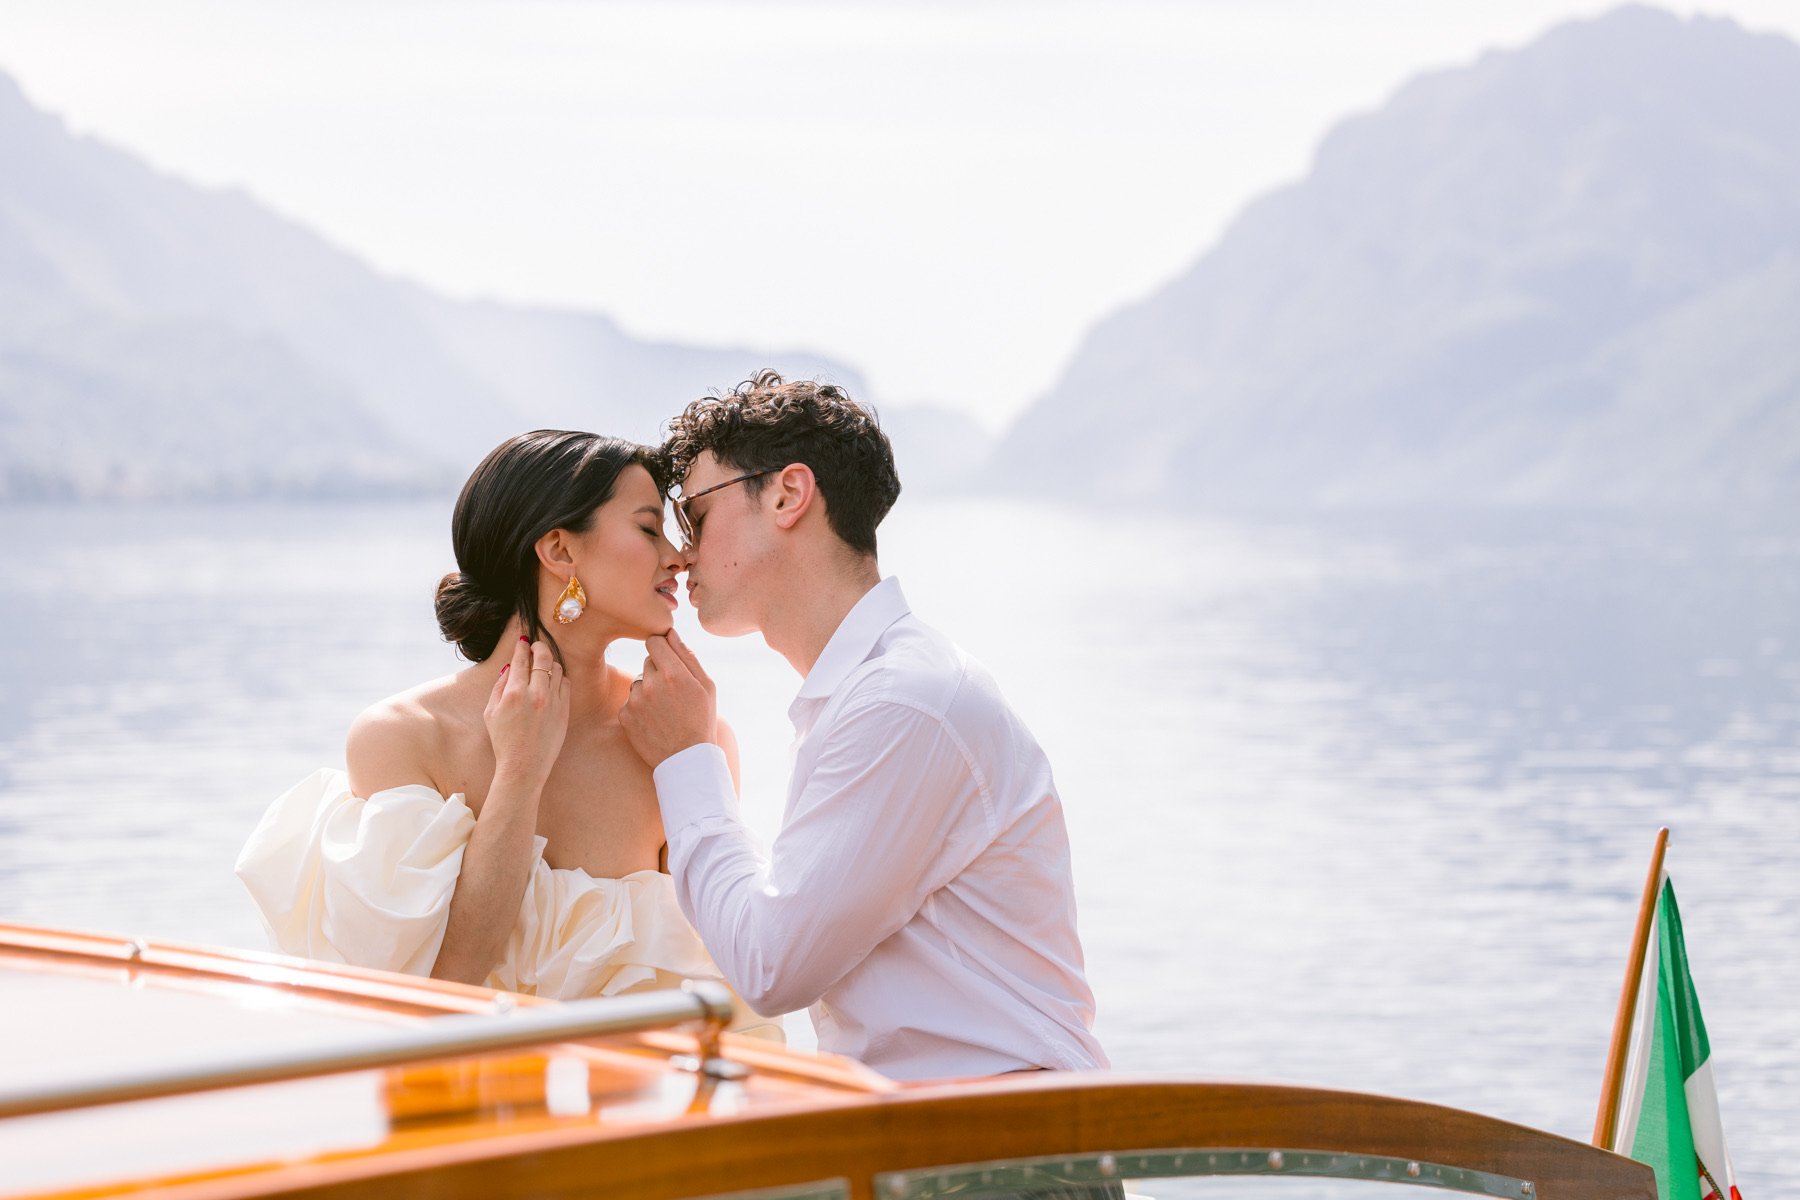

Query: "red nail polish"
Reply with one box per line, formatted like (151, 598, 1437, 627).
(519, 635, 529, 643)
(501, 664, 510, 674)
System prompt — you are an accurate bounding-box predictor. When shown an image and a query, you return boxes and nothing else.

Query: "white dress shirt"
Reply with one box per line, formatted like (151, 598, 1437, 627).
(653, 576, 1107, 1081)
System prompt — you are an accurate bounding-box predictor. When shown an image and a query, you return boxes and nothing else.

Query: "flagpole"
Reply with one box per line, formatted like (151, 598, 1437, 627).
(1591, 825, 1669, 1151)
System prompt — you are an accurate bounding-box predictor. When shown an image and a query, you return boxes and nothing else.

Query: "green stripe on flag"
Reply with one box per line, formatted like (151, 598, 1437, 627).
(1657, 879, 1712, 1072)
(1634, 892, 1699, 1200)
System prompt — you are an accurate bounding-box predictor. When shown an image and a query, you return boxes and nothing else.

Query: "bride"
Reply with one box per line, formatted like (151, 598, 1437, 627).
(237, 430, 765, 1018)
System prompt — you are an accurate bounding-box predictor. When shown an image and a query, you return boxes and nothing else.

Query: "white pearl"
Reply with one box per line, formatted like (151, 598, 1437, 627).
(559, 598, 583, 621)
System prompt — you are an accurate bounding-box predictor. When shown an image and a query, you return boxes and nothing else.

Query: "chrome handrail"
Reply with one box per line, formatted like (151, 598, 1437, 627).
(0, 981, 737, 1119)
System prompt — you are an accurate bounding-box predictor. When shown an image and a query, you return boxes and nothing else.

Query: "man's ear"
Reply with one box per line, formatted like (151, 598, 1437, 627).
(770, 464, 818, 531)
(536, 527, 576, 575)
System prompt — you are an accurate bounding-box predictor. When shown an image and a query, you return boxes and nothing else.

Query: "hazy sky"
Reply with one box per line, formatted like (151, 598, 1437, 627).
(3, 0, 1797, 428)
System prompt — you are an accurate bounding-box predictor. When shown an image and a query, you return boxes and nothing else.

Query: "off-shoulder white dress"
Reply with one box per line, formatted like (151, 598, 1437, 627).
(236, 769, 769, 1026)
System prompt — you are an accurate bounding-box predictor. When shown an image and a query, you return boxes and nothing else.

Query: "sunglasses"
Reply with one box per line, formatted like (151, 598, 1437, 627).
(672, 468, 778, 549)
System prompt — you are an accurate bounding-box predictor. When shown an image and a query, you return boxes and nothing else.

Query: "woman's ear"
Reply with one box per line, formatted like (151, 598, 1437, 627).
(771, 464, 818, 531)
(536, 527, 576, 575)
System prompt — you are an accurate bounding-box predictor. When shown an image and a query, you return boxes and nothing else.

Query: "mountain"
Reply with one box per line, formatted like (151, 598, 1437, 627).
(0, 71, 868, 500)
(994, 6, 1800, 508)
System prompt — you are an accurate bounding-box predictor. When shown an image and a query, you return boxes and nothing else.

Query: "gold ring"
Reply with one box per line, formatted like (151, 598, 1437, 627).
(531, 667, 553, 676)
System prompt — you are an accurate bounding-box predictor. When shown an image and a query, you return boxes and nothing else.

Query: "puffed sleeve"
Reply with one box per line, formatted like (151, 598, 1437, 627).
(235, 768, 475, 977)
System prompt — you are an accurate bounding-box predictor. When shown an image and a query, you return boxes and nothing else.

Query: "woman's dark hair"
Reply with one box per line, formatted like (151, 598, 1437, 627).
(662, 369, 900, 556)
(434, 430, 667, 662)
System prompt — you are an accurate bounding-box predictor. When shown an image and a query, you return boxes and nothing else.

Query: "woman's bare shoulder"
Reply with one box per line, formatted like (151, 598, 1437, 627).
(346, 675, 472, 799)
(713, 714, 743, 792)
(713, 713, 739, 753)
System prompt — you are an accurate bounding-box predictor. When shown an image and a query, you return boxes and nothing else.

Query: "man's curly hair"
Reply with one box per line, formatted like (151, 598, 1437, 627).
(663, 369, 901, 556)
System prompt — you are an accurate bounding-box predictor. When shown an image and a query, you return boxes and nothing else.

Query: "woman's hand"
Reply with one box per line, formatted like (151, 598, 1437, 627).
(483, 636, 570, 785)
(435, 636, 567, 987)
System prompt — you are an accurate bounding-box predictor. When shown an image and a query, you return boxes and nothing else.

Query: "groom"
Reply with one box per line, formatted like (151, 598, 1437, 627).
(619, 369, 1106, 1081)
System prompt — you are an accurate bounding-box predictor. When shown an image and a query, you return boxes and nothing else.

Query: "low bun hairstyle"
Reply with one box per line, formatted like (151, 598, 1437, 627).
(434, 430, 667, 662)
(433, 570, 510, 663)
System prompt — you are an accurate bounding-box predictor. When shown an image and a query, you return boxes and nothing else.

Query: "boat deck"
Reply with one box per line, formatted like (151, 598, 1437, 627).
(0, 923, 1656, 1200)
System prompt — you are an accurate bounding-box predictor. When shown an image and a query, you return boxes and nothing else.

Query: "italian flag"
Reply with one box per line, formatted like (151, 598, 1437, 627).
(1610, 874, 1743, 1200)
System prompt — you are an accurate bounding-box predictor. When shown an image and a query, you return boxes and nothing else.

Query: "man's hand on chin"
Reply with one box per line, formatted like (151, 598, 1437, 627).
(620, 628, 719, 768)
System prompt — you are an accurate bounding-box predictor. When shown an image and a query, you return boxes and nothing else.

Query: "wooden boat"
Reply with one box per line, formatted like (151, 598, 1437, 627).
(0, 920, 1654, 1200)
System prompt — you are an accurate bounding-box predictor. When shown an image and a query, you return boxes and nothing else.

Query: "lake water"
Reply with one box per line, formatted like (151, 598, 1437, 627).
(1, 498, 1794, 1194)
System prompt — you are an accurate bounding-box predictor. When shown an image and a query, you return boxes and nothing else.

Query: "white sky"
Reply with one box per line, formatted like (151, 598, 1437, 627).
(3, 0, 1797, 429)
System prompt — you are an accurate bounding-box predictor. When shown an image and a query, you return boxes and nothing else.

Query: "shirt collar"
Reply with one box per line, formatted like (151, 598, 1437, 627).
(792, 576, 910, 704)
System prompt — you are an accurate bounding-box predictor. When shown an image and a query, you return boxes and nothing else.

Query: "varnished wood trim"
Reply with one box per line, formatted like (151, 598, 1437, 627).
(0, 922, 515, 1015)
(79, 1077, 1654, 1200)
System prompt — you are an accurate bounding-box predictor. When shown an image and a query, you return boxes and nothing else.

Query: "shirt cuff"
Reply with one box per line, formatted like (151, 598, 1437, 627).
(652, 742, 741, 833)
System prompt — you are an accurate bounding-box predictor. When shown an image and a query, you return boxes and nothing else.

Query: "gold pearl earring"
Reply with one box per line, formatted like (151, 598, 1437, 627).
(554, 575, 586, 624)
